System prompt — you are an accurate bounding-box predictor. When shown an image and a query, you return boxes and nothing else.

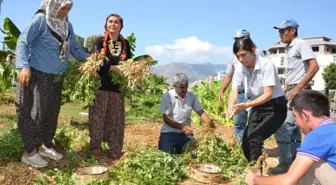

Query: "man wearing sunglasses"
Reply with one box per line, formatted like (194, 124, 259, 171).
(269, 19, 320, 174)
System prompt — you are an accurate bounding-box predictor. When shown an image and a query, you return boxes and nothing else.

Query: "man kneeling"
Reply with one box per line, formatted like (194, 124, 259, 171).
(245, 90, 336, 185)
(158, 73, 213, 154)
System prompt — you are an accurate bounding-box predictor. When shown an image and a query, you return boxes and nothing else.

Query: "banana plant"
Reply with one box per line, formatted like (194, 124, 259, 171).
(0, 17, 20, 95)
(1, 17, 20, 51)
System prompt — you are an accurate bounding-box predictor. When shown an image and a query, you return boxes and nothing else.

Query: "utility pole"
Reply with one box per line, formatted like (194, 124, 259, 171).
(163, 47, 181, 84)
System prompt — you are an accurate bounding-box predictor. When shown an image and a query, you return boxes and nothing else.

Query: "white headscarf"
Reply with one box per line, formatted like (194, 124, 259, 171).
(45, 0, 73, 41)
(39, 0, 48, 10)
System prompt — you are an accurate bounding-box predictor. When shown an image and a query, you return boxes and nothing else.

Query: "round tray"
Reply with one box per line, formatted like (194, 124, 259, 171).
(72, 164, 108, 185)
(189, 163, 222, 183)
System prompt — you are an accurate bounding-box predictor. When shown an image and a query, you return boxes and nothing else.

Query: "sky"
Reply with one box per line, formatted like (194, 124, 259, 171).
(0, 0, 335, 65)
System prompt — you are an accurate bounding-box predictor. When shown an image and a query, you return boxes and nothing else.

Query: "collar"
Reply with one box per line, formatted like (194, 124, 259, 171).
(319, 118, 335, 127)
(286, 37, 298, 49)
(241, 55, 261, 74)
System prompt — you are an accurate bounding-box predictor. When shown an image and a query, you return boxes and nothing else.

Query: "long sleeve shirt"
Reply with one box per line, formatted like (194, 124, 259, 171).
(15, 13, 89, 75)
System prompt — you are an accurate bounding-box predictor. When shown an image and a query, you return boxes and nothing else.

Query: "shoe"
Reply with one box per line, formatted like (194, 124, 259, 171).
(21, 153, 48, 168)
(268, 164, 290, 175)
(39, 145, 63, 160)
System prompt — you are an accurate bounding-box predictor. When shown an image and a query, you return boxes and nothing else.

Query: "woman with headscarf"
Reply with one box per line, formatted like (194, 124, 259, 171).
(15, 0, 89, 168)
(89, 13, 131, 164)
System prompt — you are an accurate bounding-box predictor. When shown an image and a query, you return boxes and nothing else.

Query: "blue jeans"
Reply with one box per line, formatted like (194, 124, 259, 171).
(234, 92, 248, 142)
(275, 90, 302, 165)
(158, 132, 194, 154)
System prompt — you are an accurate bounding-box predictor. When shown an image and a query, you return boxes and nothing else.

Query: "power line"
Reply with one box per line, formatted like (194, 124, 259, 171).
(163, 47, 182, 84)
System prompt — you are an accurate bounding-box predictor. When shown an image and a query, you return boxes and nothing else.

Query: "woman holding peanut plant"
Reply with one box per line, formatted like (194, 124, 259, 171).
(227, 36, 287, 162)
(89, 13, 131, 163)
(15, 0, 89, 168)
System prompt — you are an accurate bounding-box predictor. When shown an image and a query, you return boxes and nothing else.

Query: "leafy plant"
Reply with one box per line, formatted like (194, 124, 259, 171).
(0, 127, 24, 160)
(1, 17, 21, 51)
(191, 81, 233, 126)
(0, 62, 17, 95)
(0, 17, 20, 96)
(109, 147, 187, 185)
(53, 125, 90, 153)
(126, 33, 136, 58)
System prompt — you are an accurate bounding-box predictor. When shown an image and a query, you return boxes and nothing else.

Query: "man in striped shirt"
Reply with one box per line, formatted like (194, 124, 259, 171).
(245, 90, 336, 185)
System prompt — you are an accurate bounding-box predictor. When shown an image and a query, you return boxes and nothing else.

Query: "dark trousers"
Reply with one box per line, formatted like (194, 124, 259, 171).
(15, 68, 62, 153)
(242, 96, 287, 162)
(89, 91, 125, 156)
(158, 132, 194, 154)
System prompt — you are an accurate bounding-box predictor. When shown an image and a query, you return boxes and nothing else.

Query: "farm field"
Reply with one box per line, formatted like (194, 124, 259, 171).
(0, 89, 280, 185)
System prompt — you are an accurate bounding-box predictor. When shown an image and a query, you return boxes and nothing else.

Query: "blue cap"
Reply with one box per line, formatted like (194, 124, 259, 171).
(274, 19, 299, 29)
(234, 29, 250, 38)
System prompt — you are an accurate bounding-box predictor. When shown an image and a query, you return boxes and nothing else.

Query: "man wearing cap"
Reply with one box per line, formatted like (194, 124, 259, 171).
(268, 19, 319, 174)
(218, 29, 251, 142)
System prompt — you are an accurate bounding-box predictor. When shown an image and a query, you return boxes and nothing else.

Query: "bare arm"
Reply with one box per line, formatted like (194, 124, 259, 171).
(197, 109, 211, 124)
(228, 87, 238, 108)
(246, 155, 314, 185)
(219, 74, 233, 94)
(246, 86, 273, 107)
(162, 114, 184, 130)
(293, 59, 319, 91)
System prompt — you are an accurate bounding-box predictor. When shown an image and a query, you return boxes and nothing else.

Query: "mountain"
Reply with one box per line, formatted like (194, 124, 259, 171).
(151, 62, 227, 84)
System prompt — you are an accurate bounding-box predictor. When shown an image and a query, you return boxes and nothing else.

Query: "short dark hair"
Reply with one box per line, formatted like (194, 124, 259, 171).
(233, 36, 255, 54)
(35, 9, 46, 15)
(290, 90, 330, 117)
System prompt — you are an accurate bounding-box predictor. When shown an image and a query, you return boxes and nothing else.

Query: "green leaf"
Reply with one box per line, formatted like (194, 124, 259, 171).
(0, 63, 5, 77)
(4, 36, 17, 50)
(0, 50, 8, 59)
(3, 17, 21, 38)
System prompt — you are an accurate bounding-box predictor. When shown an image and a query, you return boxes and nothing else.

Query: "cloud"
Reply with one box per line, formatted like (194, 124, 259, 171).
(144, 36, 232, 64)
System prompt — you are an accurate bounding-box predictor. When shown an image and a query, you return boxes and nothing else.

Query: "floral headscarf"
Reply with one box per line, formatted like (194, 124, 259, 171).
(45, 0, 73, 40)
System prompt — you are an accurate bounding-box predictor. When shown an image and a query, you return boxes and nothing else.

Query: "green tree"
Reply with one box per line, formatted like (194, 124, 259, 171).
(85, 34, 102, 52)
(322, 63, 336, 96)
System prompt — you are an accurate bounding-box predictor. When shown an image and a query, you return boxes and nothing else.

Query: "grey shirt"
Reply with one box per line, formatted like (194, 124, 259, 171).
(159, 90, 203, 133)
(232, 56, 284, 100)
(226, 56, 240, 75)
(285, 38, 316, 85)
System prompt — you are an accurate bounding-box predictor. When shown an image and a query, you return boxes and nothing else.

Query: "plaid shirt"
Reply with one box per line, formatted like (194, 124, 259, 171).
(15, 13, 88, 75)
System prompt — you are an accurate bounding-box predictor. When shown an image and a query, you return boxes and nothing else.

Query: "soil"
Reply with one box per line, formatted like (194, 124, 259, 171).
(0, 102, 281, 185)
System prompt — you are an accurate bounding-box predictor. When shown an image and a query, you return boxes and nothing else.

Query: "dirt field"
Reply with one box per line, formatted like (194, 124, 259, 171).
(0, 101, 280, 185)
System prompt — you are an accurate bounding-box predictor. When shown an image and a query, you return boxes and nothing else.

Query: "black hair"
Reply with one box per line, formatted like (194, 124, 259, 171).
(290, 90, 330, 117)
(34, 9, 46, 15)
(233, 36, 256, 54)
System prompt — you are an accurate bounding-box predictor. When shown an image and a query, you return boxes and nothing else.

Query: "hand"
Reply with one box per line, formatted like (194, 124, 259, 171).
(225, 107, 236, 118)
(289, 87, 300, 100)
(181, 125, 193, 135)
(245, 170, 257, 185)
(110, 65, 121, 74)
(282, 85, 288, 93)
(17, 68, 31, 87)
(218, 91, 224, 102)
(232, 102, 249, 115)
